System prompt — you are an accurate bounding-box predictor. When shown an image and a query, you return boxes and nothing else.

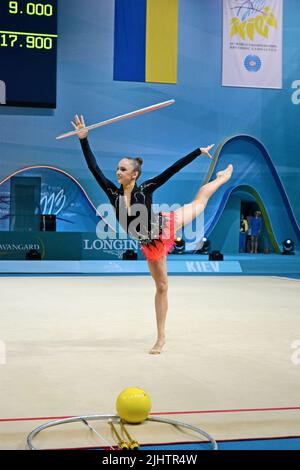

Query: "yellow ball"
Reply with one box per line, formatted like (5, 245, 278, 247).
(116, 387, 151, 424)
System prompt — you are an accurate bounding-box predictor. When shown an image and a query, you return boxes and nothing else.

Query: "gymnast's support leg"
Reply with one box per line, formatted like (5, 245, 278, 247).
(147, 256, 168, 354)
(174, 164, 233, 231)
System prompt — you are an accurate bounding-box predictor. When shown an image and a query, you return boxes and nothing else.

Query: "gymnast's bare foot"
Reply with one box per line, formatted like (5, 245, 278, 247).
(149, 338, 165, 355)
(216, 164, 233, 182)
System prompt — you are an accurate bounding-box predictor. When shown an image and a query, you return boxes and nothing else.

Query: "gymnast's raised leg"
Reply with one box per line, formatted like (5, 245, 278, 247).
(174, 164, 233, 231)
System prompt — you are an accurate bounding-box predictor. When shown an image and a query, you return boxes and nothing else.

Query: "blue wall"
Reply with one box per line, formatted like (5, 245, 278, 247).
(1, 0, 299, 235)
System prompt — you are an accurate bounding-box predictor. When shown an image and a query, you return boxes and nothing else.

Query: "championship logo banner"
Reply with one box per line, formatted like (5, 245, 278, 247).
(222, 0, 283, 89)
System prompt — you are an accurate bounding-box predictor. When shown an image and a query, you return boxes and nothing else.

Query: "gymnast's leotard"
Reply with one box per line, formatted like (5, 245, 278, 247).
(80, 138, 201, 257)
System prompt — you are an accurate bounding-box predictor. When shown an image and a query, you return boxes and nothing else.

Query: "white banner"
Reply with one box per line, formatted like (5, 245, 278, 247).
(222, 0, 283, 89)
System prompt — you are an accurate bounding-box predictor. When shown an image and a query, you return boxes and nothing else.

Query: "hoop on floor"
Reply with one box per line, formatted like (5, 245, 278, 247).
(26, 413, 218, 450)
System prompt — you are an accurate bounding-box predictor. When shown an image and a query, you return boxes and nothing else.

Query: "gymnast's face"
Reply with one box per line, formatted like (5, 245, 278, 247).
(117, 159, 138, 186)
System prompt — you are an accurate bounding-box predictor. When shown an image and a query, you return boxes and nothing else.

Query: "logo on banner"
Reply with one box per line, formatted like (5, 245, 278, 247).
(230, 2, 277, 41)
(41, 189, 66, 215)
(223, 0, 282, 89)
(244, 55, 262, 72)
(0, 242, 40, 253)
(83, 239, 139, 259)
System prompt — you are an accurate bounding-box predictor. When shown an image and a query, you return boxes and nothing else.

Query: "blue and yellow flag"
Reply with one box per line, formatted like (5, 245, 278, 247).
(114, 0, 178, 84)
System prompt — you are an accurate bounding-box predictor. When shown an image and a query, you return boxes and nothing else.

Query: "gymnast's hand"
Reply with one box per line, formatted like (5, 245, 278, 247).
(71, 114, 88, 140)
(200, 144, 214, 159)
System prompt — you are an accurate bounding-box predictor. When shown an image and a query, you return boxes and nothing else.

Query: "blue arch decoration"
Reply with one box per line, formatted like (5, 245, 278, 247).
(0, 165, 102, 232)
(198, 135, 300, 252)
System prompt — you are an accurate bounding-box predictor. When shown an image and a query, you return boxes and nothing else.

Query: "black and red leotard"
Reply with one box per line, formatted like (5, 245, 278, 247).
(80, 138, 201, 259)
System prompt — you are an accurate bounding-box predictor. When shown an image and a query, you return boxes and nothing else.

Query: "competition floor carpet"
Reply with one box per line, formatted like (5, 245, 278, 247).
(0, 275, 299, 450)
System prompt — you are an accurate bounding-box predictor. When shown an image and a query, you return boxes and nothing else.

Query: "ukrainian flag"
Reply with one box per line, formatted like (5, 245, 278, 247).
(114, 0, 178, 84)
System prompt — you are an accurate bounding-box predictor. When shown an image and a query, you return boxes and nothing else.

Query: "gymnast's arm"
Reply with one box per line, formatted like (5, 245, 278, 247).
(141, 148, 201, 191)
(80, 137, 118, 194)
(142, 144, 214, 190)
(71, 115, 118, 195)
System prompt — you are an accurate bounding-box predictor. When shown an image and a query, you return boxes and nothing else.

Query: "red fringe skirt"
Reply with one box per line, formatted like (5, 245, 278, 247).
(140, 212, 176, 262)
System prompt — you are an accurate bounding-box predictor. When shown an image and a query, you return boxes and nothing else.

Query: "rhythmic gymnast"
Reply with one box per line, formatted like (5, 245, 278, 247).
(71, 115, 233, 354)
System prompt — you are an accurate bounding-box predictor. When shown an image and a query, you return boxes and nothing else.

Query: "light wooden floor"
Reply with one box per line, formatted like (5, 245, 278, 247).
(0, 276, 299, 449)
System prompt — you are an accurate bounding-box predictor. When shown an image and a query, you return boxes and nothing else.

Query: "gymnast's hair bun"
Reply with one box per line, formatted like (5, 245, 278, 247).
(135, 157, 143, 166)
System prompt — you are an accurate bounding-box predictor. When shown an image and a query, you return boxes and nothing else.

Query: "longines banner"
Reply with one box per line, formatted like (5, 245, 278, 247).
(0, 232, 140, 260)
(222, 0, 283, 89)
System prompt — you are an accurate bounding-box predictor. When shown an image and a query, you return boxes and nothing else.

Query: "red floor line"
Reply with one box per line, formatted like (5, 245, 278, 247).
(1, 406, 300, 423)
(150, 406, 300, 416)
(0, 416, 73, 423)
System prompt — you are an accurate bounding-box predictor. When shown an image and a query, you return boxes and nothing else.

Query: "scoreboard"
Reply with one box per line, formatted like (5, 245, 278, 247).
(0, 0, 57, 108)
